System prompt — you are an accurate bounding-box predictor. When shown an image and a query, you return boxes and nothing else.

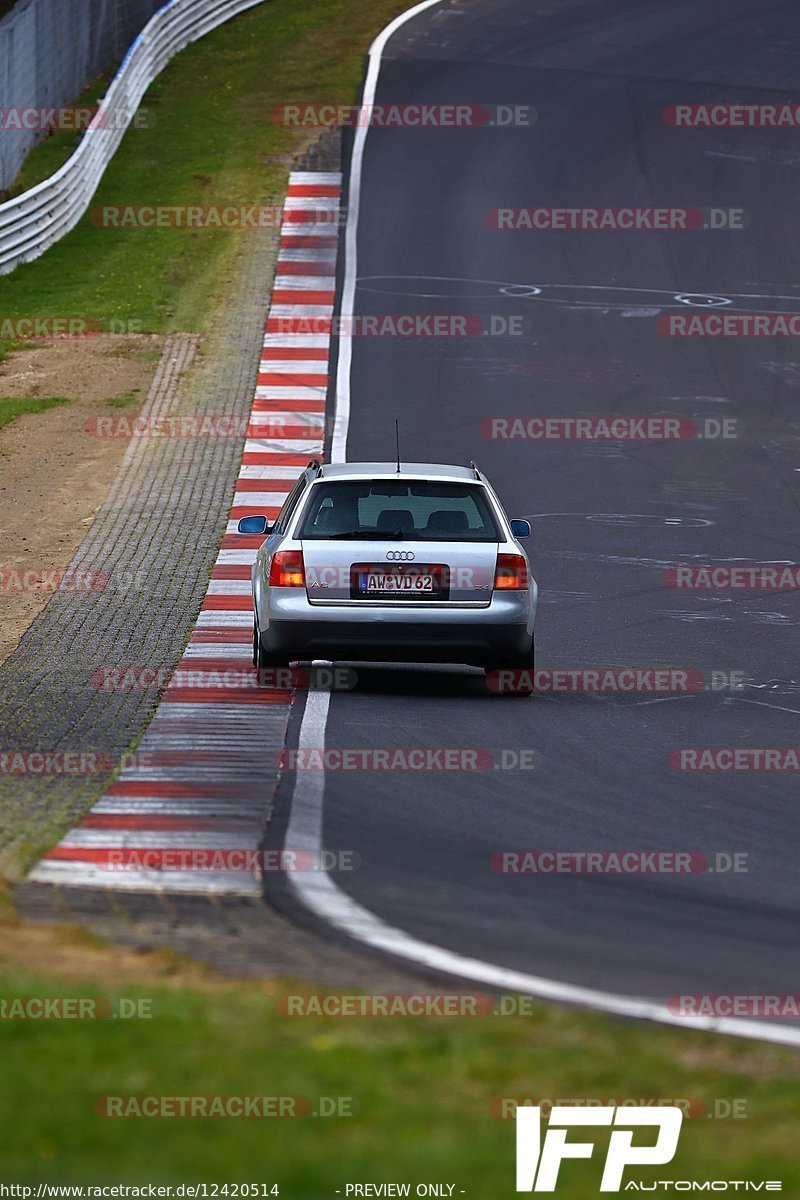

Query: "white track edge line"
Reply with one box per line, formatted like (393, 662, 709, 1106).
(330, 0, 447, 464)
(285, 693, 800, 1048)
(286, 2, 800, 1049)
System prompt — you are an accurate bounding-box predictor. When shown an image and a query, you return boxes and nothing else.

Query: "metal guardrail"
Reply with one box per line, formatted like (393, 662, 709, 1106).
(0, 0, 267, 275)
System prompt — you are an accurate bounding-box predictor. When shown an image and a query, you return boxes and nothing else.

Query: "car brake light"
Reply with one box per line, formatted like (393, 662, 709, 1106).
(269, 550, 305, 587)
(494, 553, 528, 590)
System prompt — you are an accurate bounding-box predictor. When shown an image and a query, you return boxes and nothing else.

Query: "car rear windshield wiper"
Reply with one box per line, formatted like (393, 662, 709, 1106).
(314, 529, 408, 539)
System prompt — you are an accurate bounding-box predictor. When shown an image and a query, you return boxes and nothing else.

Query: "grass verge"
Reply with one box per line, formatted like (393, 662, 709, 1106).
(0, 339, 40, 363)
(0, 0, 410, 335)
(0, 395, 71, 430)
(0, 906, 798, 1192)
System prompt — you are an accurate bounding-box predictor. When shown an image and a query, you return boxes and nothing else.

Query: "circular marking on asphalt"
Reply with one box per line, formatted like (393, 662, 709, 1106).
(674, 292, 733, 307)
(499, 284, 543, 297)
(585, 514, 712, 527)
(356, 276, 796, 313)
(528, 512, 713, 528)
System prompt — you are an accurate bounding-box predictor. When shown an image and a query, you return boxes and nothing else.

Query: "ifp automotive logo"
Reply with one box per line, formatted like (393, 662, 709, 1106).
(515, 1104, 683, 1192)
(514, 1105, 783, 1192)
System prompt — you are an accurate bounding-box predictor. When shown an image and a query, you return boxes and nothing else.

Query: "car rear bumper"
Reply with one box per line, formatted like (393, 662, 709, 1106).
(259, 588, 535, 665)
(262, 618, 531, 664)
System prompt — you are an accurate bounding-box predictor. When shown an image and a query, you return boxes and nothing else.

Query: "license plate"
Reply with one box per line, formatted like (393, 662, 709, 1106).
(350, 562, 449, 600)
(363, 573, 434, 593)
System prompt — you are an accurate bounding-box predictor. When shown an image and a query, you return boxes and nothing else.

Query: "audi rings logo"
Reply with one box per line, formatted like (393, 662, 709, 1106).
(386, 551, 415, 561)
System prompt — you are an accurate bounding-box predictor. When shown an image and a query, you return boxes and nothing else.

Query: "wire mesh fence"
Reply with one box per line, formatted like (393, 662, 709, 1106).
(0, 0, 162, 193)
(0, 0, 266, 272)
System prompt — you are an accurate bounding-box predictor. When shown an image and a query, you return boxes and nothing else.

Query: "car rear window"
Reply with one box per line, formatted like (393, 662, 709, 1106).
(297, 480, 501, 541)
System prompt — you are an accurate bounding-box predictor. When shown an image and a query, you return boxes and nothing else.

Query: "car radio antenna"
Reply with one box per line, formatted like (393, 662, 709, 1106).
(395, 419, 401, 474)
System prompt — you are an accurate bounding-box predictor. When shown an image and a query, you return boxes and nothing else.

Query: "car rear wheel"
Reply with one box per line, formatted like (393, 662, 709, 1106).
(253, 616, 292, 685)
(484, 638, 536, 696)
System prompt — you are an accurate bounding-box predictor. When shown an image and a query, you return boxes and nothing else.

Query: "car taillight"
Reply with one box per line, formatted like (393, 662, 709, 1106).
(269, 550, 305, 587)
(494, 553, 528, 590)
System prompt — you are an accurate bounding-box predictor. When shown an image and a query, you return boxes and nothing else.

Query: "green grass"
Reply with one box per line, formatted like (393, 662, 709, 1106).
(0, 0, 409, 336)
(0, 339, 41, 363)
(0, 395, 71, 430)
(0, 967, 799, 1192)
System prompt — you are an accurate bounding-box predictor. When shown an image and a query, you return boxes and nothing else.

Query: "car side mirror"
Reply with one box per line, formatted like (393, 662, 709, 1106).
(238, 515, 270, 535)
(510, 519, 531, 539)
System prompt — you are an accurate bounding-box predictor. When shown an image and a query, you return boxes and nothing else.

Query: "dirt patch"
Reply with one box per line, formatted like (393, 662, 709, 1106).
(0, 885, 268, 992)
(0, 335, 165, 663)
(0, 333, 162, 404)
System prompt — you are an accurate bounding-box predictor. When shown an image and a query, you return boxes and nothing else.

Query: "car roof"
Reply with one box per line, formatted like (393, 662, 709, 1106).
(310, 461, 482, 482)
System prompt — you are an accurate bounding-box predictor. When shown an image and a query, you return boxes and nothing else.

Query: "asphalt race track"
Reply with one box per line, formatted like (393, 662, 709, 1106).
(272, 0, 800, 1019)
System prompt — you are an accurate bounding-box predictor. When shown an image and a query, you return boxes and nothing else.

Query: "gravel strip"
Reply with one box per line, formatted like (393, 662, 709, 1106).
(0, 223, 281, 878)
(10, 143, 426, 988)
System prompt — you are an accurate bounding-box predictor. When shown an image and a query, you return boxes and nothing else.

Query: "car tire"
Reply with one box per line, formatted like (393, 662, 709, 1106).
(485, 638, 536, 696)
(253, 616, 292, 686)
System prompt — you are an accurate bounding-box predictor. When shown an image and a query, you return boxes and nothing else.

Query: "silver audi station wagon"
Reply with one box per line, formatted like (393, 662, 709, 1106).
(238, 461, 537, 690)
